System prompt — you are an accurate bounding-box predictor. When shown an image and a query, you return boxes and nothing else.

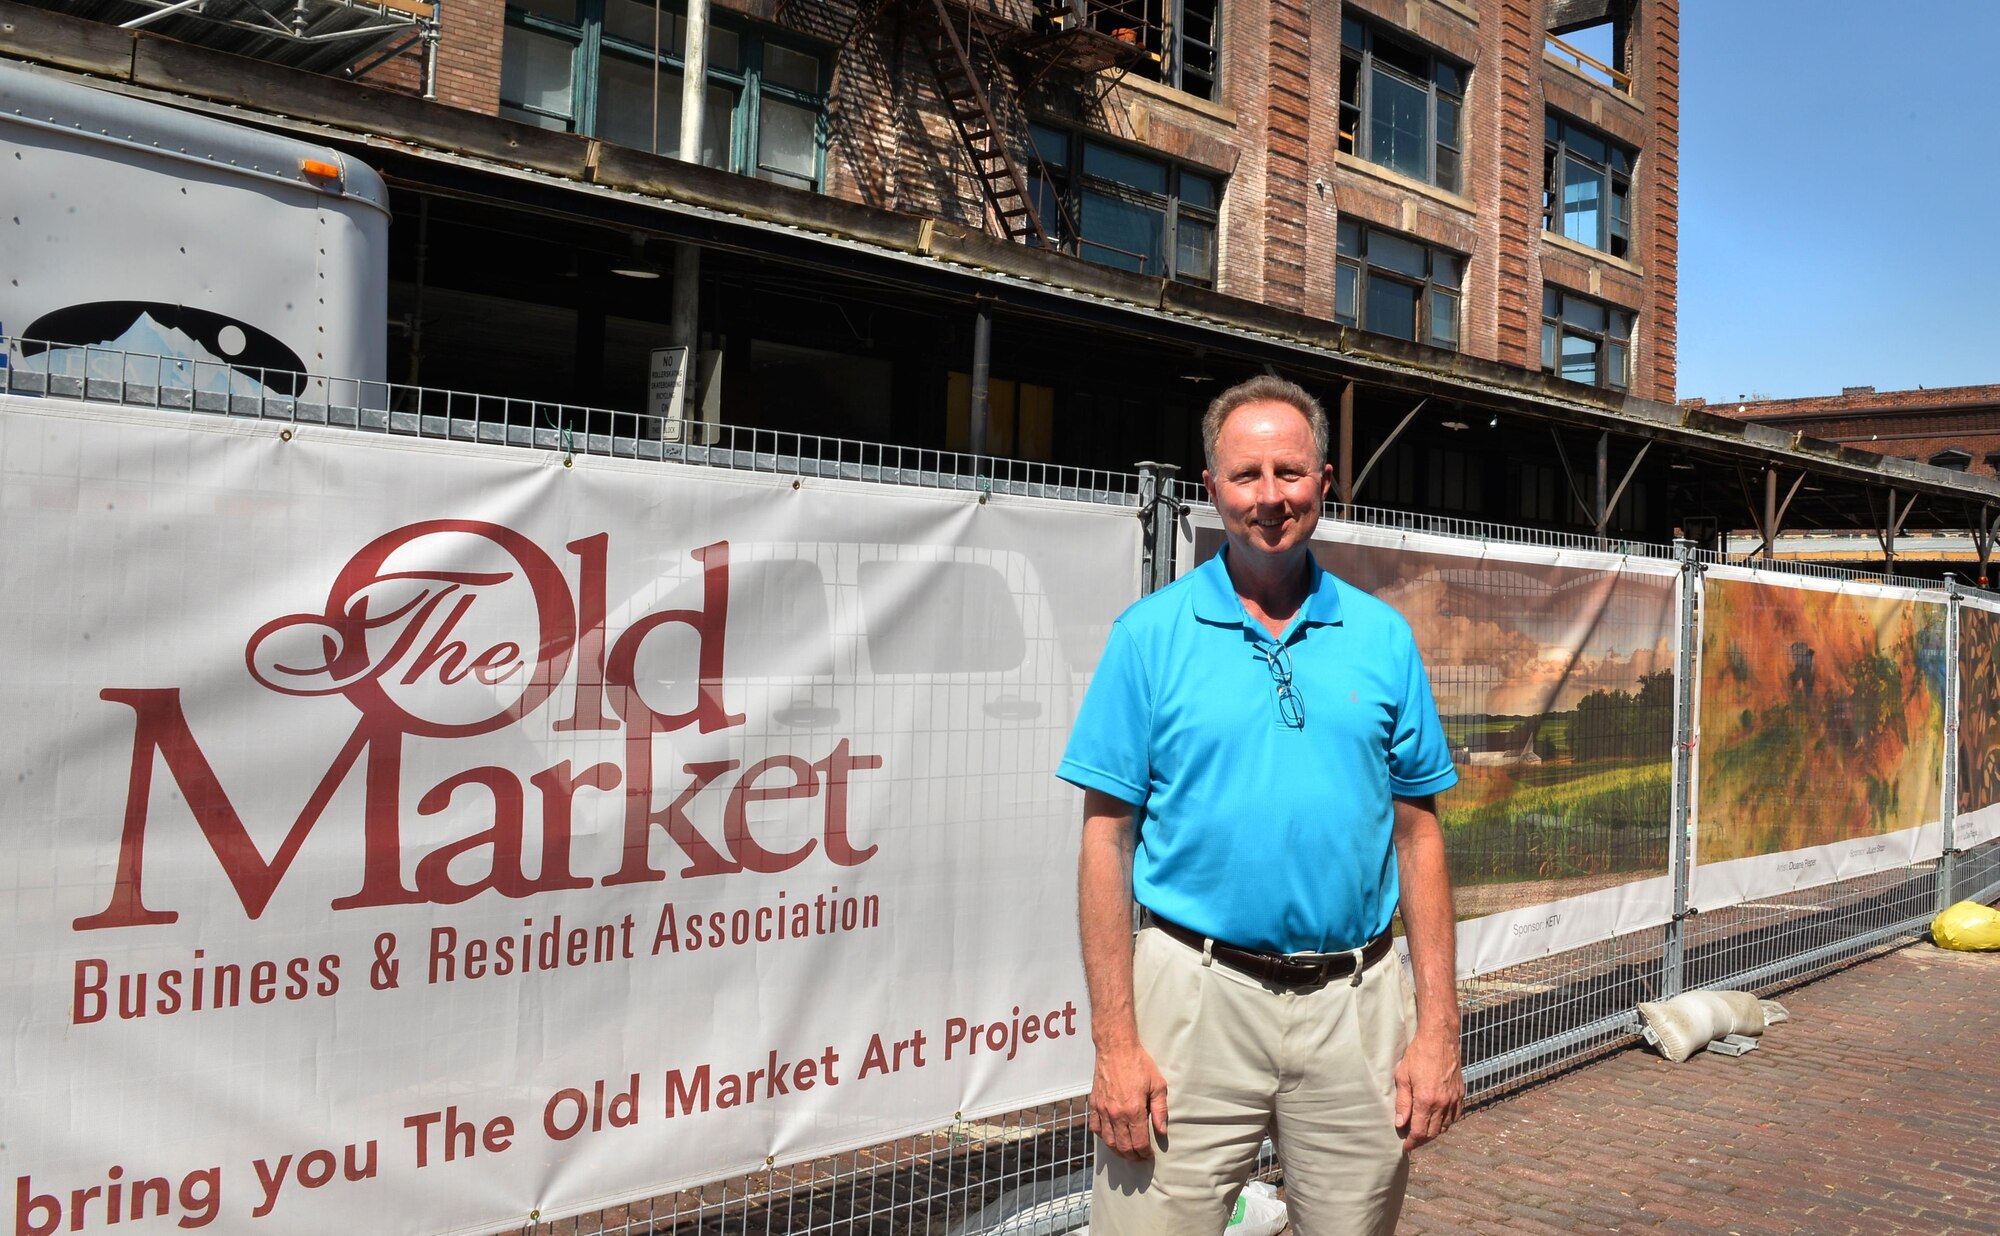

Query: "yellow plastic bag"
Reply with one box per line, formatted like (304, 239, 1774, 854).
(1931, 900, 2000, 951)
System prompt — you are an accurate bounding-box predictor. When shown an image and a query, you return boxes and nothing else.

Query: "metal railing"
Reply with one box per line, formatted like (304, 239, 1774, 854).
(0, 338, 1143, 507)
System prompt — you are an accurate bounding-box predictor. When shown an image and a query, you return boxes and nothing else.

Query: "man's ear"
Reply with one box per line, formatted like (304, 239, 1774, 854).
(1319, 461, 1335, 500)
(1202, 469, 1217, 502)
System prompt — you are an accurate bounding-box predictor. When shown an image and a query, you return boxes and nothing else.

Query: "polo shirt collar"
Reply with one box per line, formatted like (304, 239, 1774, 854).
(1190, 547, 1345, 637)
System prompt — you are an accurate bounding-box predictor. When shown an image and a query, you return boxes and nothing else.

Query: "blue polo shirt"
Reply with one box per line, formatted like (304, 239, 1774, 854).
(1058, 549, 1457, 954)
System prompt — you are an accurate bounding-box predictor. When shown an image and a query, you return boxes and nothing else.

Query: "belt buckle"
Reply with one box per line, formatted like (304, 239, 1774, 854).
(1274, 950, 1333, 987)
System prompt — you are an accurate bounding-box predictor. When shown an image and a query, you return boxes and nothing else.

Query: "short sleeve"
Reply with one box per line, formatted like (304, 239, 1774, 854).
(1056, 619, 1152, 807)
(1387, 634, 1458, 797)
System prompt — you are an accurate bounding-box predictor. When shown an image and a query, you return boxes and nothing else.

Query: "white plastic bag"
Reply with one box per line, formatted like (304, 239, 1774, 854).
(1226, 1181, 1288, 1236)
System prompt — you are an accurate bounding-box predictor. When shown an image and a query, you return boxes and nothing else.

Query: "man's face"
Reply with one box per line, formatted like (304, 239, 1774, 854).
(1202, 400, 1333, 564)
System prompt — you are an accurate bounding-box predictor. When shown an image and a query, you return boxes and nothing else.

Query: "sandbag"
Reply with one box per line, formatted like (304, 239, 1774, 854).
(1636, 990, 1787, 1063)
(1932, 900, 2000, 951)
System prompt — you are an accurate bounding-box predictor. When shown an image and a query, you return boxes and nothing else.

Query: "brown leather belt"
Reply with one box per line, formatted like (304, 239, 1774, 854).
(1149, 914, 1394, 988)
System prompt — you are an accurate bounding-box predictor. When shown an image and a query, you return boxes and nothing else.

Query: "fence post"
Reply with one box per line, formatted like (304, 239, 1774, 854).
(1136, 461, 1181, 596)
(1941, 575, 1961, 910)
(1664, 537, 1701, 999)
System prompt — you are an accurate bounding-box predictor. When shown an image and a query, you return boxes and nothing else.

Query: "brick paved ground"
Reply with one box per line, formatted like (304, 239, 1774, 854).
(1399, 942, 2000, 1234)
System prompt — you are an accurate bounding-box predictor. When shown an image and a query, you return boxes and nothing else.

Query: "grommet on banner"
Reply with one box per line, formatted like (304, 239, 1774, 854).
(279, 428, 293, 442)
(793, 479, 802, 490)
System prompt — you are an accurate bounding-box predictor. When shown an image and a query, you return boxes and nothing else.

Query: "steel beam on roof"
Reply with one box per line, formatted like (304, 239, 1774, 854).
(1352, 398, 1426, 506)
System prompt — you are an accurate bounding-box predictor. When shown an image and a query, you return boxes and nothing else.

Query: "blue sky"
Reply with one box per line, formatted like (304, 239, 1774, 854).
(1675, 4, 2000, 402)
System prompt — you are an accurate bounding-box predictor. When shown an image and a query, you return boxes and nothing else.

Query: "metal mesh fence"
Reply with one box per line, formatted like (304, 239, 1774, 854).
(1681, 863, 1942, 996)
(7, 347, 1997, 1236)
(500, 1104, 1280, 1235)
(1953, 837, 2000, 905)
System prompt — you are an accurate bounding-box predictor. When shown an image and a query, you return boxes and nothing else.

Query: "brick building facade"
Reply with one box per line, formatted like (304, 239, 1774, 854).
(1697, 384, 2000, 480)
(384, 0, 1680, 400)
(21, 0, 1985, 559)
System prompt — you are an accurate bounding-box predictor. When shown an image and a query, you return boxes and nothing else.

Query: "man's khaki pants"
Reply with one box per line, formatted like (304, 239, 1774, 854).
(1090, 924, 1416, 1236)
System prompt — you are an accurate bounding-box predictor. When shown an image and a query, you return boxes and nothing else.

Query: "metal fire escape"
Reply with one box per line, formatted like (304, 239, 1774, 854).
(905, 0, 1159, 245)
(15, 0, 441, 96)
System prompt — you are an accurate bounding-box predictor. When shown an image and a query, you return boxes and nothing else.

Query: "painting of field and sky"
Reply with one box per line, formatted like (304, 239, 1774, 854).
(1300, 537, 1679, 916)
(1959, 604, 2000, 815)
(1697, 577, 1946, 863)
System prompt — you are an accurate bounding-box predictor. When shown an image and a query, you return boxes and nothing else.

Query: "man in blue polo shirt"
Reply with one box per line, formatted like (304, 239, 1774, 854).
(1058, 375, 1461, 1236)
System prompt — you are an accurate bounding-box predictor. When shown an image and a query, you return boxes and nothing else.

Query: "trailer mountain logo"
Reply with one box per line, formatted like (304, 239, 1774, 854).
(75, 520, 886, 932)
(21, 302, 310, 395)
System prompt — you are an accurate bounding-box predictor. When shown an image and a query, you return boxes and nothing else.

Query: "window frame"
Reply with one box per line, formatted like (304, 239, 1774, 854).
(1101, 0, 1222, 102)
(1026, 124, 1223, 288)
(1162, 0, 1221, 100)
(1544, 113, 1634, 258)
(1338, 15, 1466, 194)
(499, 0, 829, 192)
(1334, 219, 1464, 351)
(1541, 285, 1634, 390)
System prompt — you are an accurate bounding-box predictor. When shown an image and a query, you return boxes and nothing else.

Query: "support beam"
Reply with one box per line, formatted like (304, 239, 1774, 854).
(1763, 466, 1778, 560)
(1984, 508, 1996, 587)
(1352, 398, 1427, 505)
(1595, 431, 1610, 540)
(121, 0, 217, 29)
(1772, 469, 1806, 536)
(970, 305, 992, 457)
(1602, 441, 1653, 534)
(667, 0, 710, 437)
(1873, 489, 1916, 576)
(1552, 431, 1595, 527)
(1337, 382, 1355, 510)
(1971, 506, 1995, 587)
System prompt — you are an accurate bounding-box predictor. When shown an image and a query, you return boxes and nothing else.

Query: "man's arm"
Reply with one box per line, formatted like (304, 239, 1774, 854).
(1391, 792, 1463, 1150)
(1078, 788, 1168, 1160)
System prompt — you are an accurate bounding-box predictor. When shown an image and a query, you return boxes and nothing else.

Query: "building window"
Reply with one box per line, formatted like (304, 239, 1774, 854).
(1085, 0, 1220, 101)
(1542, 286, 1632, 389)
(500, 0, 826, 191)
(1518, 460, 1561, 523)
(1027, 125, 1221, 286)
(1335, 220, 1463, 349)
(1338, 16, 1466, 193)
(1426, 446, 1484, 512)
(1544, 114, 1632, 258)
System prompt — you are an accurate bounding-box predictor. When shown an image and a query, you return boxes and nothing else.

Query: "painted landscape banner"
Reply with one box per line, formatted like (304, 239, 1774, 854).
(1186, 522, 1680, 976)
(0, 396, 1133, 1235)
(1957, 597, 2000, 849)
(1692, 568, 1947, 909)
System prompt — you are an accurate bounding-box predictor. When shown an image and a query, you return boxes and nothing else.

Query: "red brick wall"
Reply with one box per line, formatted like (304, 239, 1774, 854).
(1697, 385, 2000, 479)
(370, 0, 1680, 396)
(433, 0, 504, 113)
(1262, 0, 1310, 310)
(1633, 0, 1679, 402)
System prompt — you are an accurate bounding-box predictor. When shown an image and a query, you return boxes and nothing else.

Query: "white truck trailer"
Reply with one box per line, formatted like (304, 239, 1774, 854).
(0, 57, 389, 393)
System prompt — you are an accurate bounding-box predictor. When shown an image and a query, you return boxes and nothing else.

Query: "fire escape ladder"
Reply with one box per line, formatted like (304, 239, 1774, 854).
(917, 0, 1051, 246)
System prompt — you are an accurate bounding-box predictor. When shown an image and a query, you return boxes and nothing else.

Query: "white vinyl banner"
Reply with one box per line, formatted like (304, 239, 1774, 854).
(1955, 594, 2000, 852)
(1690, 566, 1949, 912)
(1, 397, 1137, 1235)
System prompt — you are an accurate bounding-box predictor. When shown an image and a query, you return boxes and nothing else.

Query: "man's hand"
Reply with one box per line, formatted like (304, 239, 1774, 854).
(1392, 794, 1462, 1151)
(1077, 790, 1164, 1160)
(1393, 1022, 1463, 1150)
(1089, 1039, 1170, 1159)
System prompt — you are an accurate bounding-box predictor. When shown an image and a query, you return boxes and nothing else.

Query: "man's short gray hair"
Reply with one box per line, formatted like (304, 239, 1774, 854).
(1200, 375, 1330, 472)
